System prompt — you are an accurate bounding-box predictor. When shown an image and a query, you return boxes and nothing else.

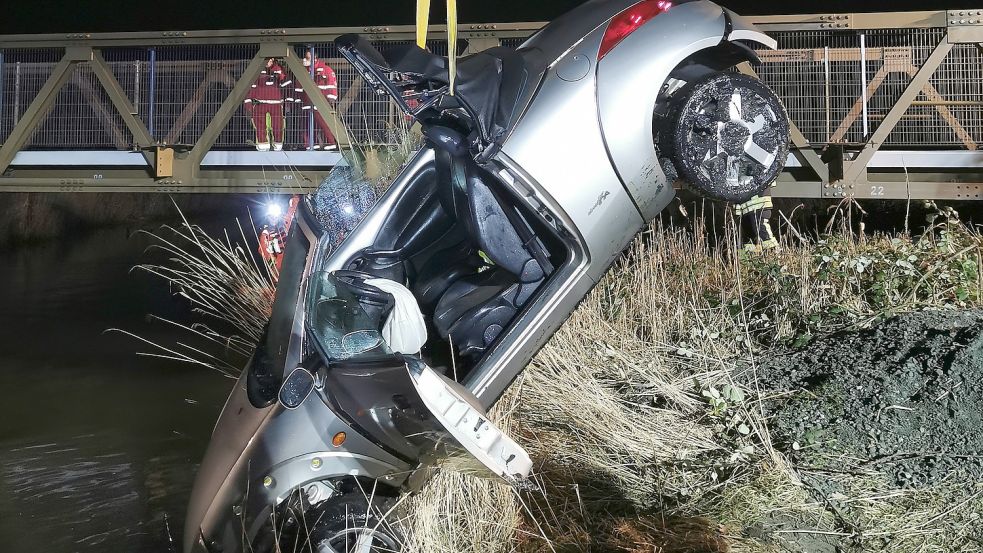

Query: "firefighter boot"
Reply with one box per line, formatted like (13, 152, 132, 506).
(736, 194, 778, 252)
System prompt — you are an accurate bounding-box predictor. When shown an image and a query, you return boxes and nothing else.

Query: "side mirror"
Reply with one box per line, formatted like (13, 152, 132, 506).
(279, 367, 316, 409)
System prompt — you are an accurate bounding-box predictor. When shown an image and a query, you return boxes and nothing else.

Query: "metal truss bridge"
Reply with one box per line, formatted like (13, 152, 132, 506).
(1, 10, 983, 200)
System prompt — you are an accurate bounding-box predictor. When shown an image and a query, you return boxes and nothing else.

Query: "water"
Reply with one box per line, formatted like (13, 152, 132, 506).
(0, 226, 236, 553)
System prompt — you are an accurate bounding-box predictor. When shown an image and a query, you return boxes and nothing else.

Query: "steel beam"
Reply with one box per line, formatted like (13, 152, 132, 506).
(0, 51, 78, 174)
(89, 49, 155, 148)
(739, 62, 829, 182)
(0, 174, 330, 194)
(188, 52, 268, 170)
(842, 38, 956, 184)
(0, 23, 541, 49)
(0, 11, 957, 49)
(280, 48, 354, 150)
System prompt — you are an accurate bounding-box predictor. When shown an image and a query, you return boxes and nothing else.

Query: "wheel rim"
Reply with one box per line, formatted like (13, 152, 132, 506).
(317, 527, 400, 553)
(677, 75, 786, 199)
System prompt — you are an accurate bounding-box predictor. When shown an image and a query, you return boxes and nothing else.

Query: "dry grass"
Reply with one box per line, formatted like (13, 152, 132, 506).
(400, 202, 983, 553)
(111, 204, 274, 377)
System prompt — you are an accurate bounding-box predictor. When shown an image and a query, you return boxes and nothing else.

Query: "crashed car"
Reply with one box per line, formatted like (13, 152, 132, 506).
(185, 1, 790, 551)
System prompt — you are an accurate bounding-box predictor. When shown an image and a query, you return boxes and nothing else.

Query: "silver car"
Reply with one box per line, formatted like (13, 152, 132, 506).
(185, 1, 789, 551)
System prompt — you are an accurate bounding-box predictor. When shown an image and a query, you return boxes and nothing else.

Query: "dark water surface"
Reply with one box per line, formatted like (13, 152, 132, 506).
(0, 227, 234, 553)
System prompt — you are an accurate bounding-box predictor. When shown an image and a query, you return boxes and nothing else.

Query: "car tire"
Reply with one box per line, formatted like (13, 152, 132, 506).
(667, 72, 789, 203)
(308, 496, 402, 553)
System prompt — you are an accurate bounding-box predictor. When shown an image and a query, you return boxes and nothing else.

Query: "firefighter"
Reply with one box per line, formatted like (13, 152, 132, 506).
(258, 224, 285, 275)
(245, 58, 292, 151)
(296, 51, 339, 151)
(257, 196, 301, 279)
(736, 186, 779, 252)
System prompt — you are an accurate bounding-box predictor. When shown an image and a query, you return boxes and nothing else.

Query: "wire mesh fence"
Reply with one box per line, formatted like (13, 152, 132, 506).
(1, 23, 981, 152)
(0, 48, 64, 146)
(752, 27, 983, 149)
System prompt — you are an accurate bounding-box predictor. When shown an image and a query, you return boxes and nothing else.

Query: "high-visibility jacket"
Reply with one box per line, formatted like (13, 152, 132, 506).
(296, 59, 338, 110)
(246, 63, 292, 105)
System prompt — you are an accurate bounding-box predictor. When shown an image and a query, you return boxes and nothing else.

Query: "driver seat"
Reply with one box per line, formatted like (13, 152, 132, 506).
(430, 149, 552, 357)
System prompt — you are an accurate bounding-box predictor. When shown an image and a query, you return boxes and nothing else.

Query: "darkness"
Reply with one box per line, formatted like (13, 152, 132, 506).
(2, 0, 981, 35)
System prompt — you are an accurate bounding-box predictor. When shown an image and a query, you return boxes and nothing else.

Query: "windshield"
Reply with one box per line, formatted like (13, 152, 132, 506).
(308, 164, 379, 250)
(247, 228, 310, 408)
(305, 271, 392, 362)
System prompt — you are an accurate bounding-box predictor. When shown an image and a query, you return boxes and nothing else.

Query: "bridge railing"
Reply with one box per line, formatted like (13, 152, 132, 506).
(0, 11, 981, 198)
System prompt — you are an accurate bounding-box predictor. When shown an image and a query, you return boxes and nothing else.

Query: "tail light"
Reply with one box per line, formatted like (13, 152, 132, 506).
(598, 0, 672, 60)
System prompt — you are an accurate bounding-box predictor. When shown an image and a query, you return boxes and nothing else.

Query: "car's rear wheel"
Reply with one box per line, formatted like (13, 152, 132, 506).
(666, 72, 789, 203)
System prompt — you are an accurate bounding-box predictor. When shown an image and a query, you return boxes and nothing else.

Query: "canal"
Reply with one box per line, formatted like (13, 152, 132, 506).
(0, 224, 238, 552)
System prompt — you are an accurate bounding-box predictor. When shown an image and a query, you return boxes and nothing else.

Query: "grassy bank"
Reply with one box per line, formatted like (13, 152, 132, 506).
(400, 203, 983, 552)
(138, 193, 983, 551)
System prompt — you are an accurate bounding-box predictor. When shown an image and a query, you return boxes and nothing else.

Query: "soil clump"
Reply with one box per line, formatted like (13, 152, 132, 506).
(758, 309, 983, 489)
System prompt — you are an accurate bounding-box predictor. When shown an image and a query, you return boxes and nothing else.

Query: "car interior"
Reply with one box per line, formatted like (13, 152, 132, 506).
(296, 36, 570, 382)
(327, 148, 568, 381)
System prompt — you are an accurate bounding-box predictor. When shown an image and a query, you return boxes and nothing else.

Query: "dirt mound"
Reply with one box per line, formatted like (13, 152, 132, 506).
(758, 309, 983, 488)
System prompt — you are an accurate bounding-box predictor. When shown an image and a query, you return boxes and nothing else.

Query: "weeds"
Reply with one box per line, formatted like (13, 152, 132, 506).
(401, 202, 983, 553)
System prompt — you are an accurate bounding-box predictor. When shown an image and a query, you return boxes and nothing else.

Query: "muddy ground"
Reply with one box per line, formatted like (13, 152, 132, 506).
(757, 309, 983, 489)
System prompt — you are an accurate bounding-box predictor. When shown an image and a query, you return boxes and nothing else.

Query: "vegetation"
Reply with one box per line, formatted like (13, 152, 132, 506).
(400, 201, 983, 553)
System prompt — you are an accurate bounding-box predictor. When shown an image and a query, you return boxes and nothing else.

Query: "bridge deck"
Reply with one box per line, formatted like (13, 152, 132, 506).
(1, 9, 982, 199)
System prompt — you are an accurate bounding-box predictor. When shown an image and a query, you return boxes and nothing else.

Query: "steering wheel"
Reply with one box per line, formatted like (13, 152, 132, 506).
(333, 270, 394, 307)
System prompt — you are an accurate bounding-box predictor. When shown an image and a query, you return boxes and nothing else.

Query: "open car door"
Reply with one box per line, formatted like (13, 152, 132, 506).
(306, 270, 532, 484)
(404, 357, 532, 482)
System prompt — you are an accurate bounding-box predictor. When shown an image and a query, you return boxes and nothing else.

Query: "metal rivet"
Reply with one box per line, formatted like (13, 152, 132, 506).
(232, 505, 242, 516)
(311, 457, 322, 470)
(263, 476, 274, 488)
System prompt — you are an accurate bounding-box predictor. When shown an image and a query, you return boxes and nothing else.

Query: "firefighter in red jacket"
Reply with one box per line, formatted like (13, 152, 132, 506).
(258, 195, 301, 279)
(245, 58, 293, 151)
(296, 51, 339, 151)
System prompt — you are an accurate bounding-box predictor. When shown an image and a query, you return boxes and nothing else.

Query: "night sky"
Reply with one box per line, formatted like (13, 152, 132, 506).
(1, 0, 981, 35)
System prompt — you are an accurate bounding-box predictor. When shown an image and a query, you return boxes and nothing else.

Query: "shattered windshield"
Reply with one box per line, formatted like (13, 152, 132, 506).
(308, 164, 379, 251)
(305, 271, 391, 362)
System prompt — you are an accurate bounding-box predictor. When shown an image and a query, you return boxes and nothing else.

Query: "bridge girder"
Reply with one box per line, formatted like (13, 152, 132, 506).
(0, 10, 982, 199)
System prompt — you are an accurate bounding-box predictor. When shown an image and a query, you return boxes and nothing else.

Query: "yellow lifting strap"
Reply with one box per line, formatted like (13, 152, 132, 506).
(416, 0, 458, 95)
